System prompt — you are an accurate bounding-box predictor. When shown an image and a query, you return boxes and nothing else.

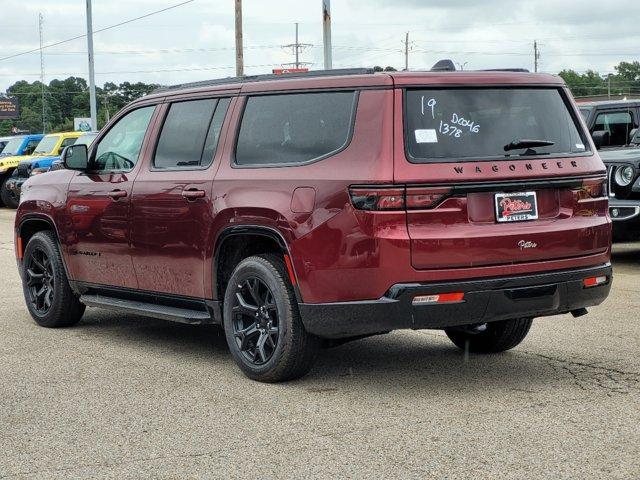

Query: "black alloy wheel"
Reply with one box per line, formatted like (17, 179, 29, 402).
(231, 277, 280, 365)
(25, 247, 55, 314)
(222, 254, 318, 382)
(21, 230, 85, 328)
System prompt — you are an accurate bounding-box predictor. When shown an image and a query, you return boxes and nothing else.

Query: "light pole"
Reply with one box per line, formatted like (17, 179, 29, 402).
(85, 0, 97, 131)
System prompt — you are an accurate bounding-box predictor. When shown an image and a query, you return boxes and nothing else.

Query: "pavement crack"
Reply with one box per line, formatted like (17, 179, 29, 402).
(521, 351, 640, 395)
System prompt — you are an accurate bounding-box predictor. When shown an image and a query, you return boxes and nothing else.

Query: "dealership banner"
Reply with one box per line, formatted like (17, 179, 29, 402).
(0, 97, 19, 120)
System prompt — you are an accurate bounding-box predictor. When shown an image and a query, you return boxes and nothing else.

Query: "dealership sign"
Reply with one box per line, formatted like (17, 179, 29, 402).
(0, 97, 19, 120)
(74, 118, 92, 132)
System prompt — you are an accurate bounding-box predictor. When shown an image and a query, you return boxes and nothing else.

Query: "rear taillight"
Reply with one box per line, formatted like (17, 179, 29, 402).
(349, 187, 404, 211)
(406, 187, 451, 209)
(580, 176, 607, 198)
(349, 186, 451, 211)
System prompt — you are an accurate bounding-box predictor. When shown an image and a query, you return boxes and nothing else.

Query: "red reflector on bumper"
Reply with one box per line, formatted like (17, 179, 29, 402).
(583, 276, 607, 288)
(412, 292, 465, 305)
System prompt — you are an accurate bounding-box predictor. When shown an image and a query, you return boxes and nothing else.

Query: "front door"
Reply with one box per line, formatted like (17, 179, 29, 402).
(64, 105, 158, 289)
(130, 97, 231, 298)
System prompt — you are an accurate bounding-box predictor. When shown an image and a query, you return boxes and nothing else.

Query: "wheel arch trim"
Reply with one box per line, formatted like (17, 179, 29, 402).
(212, 225, 302, 302)
(17, 214, 75, 289)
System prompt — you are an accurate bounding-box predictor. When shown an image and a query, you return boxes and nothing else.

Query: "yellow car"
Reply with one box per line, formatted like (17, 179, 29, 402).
(0, 131, 84, 207)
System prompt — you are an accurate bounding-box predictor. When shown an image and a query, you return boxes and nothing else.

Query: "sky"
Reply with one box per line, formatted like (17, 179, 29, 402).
(0, 0, 639, 92)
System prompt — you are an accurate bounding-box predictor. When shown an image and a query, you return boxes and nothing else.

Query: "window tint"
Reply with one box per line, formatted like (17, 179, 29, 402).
(34, 135, 60, 154)
(154, 98, 229, 169)
(579, 109, 591, 122)
(235, 91, 356, 166)
(58, 137, 77, 154)
(23, 139, 40, 155)
(405, 88, 588, 161)
(593, 110, 638, 146)
(94, 106, 155, 171)
(201, 98, 231, 167)
(2, 137, 25, 155)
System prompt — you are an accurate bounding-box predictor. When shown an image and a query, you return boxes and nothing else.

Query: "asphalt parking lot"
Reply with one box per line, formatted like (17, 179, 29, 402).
(0, 208, 638, 479)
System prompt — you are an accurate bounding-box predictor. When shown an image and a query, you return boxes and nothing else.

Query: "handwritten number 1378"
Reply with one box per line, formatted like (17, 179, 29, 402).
(439, 121, 462, 138)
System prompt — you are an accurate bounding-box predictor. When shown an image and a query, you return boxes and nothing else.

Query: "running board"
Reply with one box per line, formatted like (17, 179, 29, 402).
(80, 294, 213, 324)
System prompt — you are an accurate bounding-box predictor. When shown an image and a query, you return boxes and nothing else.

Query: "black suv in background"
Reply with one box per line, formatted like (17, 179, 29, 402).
(579, 100, 640, 238)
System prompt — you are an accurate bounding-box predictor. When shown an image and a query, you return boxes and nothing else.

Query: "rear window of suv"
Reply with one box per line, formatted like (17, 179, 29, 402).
(405, 88, 588, 162)
(235, 91, 357, 166)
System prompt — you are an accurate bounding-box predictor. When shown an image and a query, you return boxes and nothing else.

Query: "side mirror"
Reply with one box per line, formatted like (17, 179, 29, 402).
(591, 130, 610, 149)
(62, 144, 88, 170)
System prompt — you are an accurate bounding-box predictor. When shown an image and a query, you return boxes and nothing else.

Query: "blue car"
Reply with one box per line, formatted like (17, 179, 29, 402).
(4, 132, 98, 206)
(0, 134, 44, 159)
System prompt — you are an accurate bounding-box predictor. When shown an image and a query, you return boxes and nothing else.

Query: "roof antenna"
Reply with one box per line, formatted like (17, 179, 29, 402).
(431, 59, 456, 72)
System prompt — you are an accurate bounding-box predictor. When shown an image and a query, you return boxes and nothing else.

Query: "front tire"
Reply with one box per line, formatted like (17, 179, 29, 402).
(223, 254, 318, 382)
(445, 318, 533, 353)
(1, 175, 19, 209)
(21, 231, 85, 328)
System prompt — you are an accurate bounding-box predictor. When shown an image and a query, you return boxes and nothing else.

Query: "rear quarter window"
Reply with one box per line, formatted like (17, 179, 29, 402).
(235, 91, 357, 166)
(405, 88, 589, 162)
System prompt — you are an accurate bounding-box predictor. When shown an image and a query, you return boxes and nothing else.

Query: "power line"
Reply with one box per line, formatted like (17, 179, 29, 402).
(0, 64, 286, 77)
(0, 0, 195, 63)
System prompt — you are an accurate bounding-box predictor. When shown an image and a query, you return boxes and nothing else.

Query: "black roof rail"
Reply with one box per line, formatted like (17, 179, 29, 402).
(429, 59, 530, 73)
(153, 68, 376, 94)
(480, 68, 530, 73)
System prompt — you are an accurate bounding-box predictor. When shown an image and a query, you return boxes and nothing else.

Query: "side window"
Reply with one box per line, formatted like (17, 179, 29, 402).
(94, 106, 155, 172)
(201, 98, 231, 167)
(154, 98, 229, 169)
(235, 91, 357, 166)
(58, 137, 77, 154)
(23, 140, 39, 155)
(593, 110, 638, 146)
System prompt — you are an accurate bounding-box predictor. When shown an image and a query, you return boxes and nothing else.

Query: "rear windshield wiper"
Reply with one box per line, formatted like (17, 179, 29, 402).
(504, 139, 555, 151)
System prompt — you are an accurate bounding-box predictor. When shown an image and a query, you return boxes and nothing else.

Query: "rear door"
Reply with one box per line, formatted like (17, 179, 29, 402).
(394, 86, 610, 270)
(65, 104, 158, 288)
(130, 96, 231, 297)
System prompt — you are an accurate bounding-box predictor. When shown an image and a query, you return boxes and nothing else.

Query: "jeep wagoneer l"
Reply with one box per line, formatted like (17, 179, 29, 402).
(15, 67, 612, 382)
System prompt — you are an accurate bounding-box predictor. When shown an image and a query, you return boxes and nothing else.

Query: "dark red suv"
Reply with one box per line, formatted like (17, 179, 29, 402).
(15, 67, 612, 382)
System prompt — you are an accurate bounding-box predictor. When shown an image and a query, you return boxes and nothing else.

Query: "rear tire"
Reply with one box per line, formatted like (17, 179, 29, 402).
(223, 254, 318, 382)
(1, 175, 19, 209)
(21, 231, 85, 328)
(445, 318, 533, 353)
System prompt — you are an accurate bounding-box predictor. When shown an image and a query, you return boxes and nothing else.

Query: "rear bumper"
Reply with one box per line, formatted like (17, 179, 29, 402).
(299, 264, 612, 339)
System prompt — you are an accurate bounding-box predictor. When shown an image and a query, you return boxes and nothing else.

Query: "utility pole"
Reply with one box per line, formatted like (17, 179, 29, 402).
(322, 0, 332, 70)
(103, 94, 110, 123)
(403, 32, 410, 71)
(38, 13, 46, 133)
(282, 23, 312, 69)
(85, 0, 97, 131)
(534, 40, 540, 73)
(235, 0, 244, 77)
